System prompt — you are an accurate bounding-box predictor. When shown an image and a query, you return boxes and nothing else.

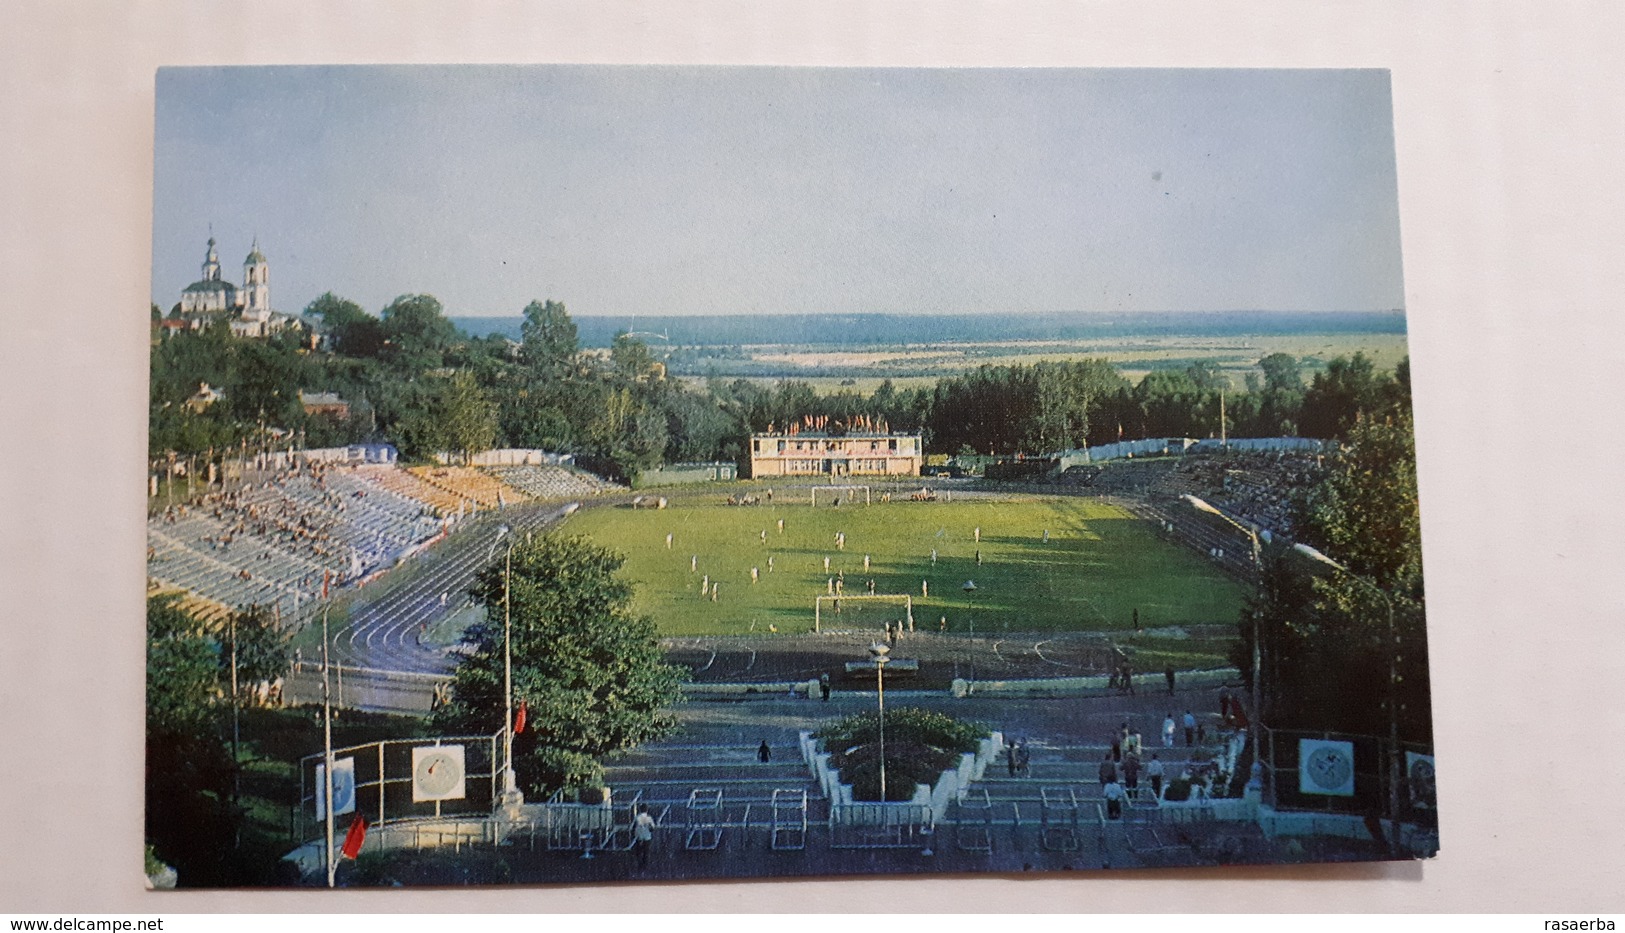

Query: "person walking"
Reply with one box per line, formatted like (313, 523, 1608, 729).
(1122, 753, 1141, 795)
(1098, 754, 1118, 787)
(758, 740, 772, 763)
(819, 673, 831, 701)
(633, 806, 655, 870)
(1183, 710, 1197, 747)
(1165, 664, 1176, 695)
(1007, 742, 1019, 777)
(1163, 713, 1177, 748)
(1103, 778, 1127, 820)
(1147, 755, 1165, 801)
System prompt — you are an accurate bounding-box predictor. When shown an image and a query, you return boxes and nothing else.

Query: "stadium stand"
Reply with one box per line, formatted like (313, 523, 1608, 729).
(407, 465, 530, 512)
(350, 464, 467, 516)
(147, 462, 450, 625)
(484, 464, 623, 500)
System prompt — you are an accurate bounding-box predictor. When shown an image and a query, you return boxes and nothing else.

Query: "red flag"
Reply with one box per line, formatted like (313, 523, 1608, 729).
(513, 699, 528, 735)
(341, 815, 368, 859)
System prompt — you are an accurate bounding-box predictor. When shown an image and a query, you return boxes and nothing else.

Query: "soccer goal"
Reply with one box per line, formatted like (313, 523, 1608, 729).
(814, 593, 912, 633)
(810, 485, 871, 507)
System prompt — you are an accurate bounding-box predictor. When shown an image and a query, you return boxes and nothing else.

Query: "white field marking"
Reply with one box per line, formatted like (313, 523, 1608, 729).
(1033, 637, 1087, 670)
(745, 649, 757, 670)
(697, 649, 718, 673)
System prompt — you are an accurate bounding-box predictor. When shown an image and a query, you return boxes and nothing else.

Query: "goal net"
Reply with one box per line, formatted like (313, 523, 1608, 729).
(813, 593, 913, 633)
(810, 485, 871, 507)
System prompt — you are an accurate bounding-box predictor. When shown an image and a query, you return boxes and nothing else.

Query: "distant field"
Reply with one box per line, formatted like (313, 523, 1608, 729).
(556, 490, 1246, 637)
(668, 331, 1411, 395)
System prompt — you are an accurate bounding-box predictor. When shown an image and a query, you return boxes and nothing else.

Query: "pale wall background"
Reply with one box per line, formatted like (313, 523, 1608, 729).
(2, 0, 1622, 915)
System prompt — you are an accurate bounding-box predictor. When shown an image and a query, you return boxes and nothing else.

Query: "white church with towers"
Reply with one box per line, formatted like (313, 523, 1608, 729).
(170, 232, 300, 338)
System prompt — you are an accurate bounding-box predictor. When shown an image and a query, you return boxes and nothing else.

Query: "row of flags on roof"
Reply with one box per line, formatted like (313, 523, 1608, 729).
(765, 414, 892, 435)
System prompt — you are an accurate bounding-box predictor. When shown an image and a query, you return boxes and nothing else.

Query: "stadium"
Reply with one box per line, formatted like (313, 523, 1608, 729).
(147, 433, 1433, 882)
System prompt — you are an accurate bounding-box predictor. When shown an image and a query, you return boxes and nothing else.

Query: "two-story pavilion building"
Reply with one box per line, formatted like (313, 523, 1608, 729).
(748, 431, 923, 478)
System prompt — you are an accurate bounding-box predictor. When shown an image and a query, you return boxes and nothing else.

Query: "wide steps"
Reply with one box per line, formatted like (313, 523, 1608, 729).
(602, 763, 814, 785)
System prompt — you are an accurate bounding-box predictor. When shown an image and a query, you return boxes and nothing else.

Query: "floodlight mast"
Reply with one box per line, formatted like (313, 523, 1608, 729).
(321, 603, 335, 888)
(494, 524, 522, 809)
(869, 643, 891, 802)
(1294, 543, 1403, 856)
(1179, 495, 1263, 764)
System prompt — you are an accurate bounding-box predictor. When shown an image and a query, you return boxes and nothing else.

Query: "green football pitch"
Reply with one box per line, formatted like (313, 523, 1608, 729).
(556, 492, 1246, 637)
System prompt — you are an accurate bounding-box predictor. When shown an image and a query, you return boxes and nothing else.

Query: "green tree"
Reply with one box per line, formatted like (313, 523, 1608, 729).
(146, 595, 234, 885)
(1252, 410, 1431, 742)
(609, 332, 658, 383)
(380, 294, 458, 373)
(222, 605, 291, 694)
(520, 299, 579, 372)
(1258, 352, 1302, 392)
(306, 292, 385, 358)
(1300, 352, 1391, 440)
(437, 371, 499, 463)
(434, 534, 685, 797)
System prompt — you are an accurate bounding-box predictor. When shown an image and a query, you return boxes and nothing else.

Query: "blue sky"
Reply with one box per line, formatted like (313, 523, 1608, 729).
(152, 66, 1404, 318)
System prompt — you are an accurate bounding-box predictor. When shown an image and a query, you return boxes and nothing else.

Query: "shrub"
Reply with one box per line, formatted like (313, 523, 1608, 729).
(817, 708, 987, 802)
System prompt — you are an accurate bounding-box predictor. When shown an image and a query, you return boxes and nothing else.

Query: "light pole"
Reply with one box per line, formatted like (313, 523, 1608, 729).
(1180, 495, 1263, 759)
(1293, 543, 1403, 856)
(869, 642, 890, 802)
(961, 580, 977, 685)
(490, 524, 522, 808)
(320, 603, 336, 888)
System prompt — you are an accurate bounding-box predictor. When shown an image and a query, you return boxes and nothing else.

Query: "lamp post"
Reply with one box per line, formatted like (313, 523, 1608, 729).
(1180, 495, 1263, 758)
(490, 524, 522, 808)
(961, 580, 977, 684)
(869, 642, 891, 802)
(1293, 543, 1403, 856)
(320, 602, 336, 888)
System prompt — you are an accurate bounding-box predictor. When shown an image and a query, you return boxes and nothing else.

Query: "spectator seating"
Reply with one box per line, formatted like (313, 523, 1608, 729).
(484, 464, 623, 500)
(146, 462, 451, 624)
(406, 466, 530, 512)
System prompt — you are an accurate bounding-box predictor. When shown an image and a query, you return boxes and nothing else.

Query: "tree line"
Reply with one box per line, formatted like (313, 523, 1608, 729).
(151, 294, 1410, 478)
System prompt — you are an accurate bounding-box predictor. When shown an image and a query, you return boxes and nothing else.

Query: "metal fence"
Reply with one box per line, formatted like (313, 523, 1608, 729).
(1260, 725, 1436, 831)
(295, 732, 502, 844)
(828, 802, 936, 850)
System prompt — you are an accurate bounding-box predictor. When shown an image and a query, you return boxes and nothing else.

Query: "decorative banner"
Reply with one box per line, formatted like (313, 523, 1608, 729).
(1298, 739, 1356, 796)
(341, 815, 369, 860)
(315, 756, 356, 818)
(412, 744, 468, 802)
(1406, 751, 1437, 809)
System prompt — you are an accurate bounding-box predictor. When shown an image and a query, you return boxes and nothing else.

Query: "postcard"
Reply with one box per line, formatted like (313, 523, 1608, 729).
(144, 65, 1433, 888)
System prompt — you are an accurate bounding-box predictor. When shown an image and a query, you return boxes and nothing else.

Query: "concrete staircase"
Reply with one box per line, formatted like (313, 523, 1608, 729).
(600, 741, 829, 839)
